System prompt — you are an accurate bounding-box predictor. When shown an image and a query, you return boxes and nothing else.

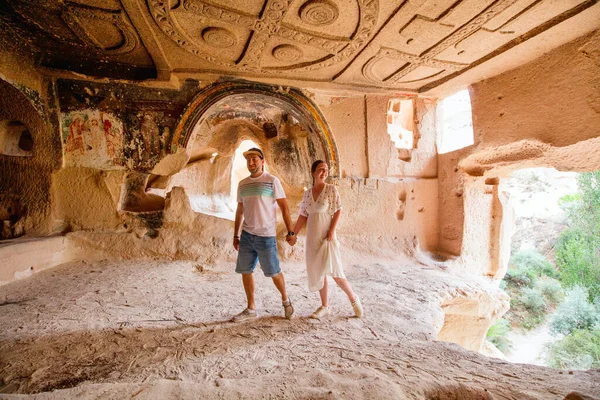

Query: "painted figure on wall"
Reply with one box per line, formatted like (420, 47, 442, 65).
(89, 119, 106, 158)
(102, 112, 122, 163)
(65, 117, 85, 154)
(141, 112, 161, 155)
(125, 109, 176, 170)
(62, 110, 124, 168)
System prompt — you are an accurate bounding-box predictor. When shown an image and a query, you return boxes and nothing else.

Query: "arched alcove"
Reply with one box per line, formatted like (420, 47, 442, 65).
(153, 81, 339, 220)
(172, 81, 339, 177)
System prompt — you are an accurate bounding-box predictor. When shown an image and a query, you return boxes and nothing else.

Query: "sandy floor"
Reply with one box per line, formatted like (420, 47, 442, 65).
(0, 255, 598, 399)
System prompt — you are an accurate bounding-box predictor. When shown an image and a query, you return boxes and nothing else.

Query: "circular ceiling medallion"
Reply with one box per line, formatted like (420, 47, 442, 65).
(299, 0, 339, 26)
(201, 27, 236, 48)
(272, 44, 303, 62)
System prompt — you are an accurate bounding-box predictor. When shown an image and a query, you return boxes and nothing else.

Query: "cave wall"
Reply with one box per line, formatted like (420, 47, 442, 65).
(438, 30, 600, 277)
(42, 79, 441, 258)
(0, 45, 62, 239)
(0, 54, 441, 271)
(316, 93, 439, 252)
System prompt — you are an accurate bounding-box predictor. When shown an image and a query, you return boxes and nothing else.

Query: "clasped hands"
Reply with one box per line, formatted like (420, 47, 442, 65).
(286, 230, 335, 246)
(286, 234, 297, 246)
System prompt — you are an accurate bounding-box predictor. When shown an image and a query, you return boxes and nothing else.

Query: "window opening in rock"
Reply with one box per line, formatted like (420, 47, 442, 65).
(436, 89, 474, 154)
(486, 167, 599, 371)
(0, 120, 33, 156)
(386, 99, 414, 149)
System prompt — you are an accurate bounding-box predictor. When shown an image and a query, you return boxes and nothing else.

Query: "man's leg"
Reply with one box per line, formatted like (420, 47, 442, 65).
(272, 272, 293, 319)
(271, 272, 288, 302)
(256, 236, 294, 318)
(242, 273, 256, 310)
(233, 232, 259, 321)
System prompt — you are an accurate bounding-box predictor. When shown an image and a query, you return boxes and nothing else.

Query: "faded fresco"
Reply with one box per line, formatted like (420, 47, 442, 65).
(124, 110, 177, 170)
(62, 110, 124, 168)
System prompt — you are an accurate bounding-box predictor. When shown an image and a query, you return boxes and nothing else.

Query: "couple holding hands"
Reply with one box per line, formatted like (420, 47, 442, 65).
(232, 147, 362, 322)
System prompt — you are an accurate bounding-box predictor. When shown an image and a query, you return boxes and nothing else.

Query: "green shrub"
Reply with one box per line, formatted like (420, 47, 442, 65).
(535, 278, 564, 307)
(486, 319, 511, 353)
(550, 286, 600, 336)
(555, 171, 600, 303)
(556, 229, 600, 303)
(558, 193, 581, 210)
(506, 265, 536, 287)
(517, 287, 548, 330)
(506, 250, 555, 288)
(546, 329, 600, 370)
(520, 287, 547, 314)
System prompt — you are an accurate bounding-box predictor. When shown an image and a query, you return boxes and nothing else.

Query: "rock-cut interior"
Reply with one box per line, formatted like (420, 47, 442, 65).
(0, 0, 599, 398)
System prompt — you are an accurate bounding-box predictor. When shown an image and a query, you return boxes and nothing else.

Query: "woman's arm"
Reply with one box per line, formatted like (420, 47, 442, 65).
(293, 215, 308, 236)
(288, 215, 307, 246)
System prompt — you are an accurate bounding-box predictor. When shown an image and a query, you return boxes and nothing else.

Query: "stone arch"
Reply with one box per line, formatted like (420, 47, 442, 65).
(171, 81, 340, 177)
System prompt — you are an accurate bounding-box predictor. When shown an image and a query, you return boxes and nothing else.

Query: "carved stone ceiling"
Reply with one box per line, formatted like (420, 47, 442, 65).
(1, 0, 599, 95)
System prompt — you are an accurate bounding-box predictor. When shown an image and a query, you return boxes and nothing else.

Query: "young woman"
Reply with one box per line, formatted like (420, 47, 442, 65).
(290, 160, 363, 319)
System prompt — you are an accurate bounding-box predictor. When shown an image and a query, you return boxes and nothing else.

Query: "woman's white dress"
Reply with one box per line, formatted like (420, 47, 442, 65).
(299, 183, 346, 291)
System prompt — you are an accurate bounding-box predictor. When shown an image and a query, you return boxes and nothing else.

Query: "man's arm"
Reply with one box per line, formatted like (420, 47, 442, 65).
(276, 198, 293, 234)
(233, 202, 244, 251)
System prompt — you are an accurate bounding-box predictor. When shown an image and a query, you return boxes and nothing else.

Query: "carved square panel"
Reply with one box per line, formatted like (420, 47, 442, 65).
(1, 0, 598, 91)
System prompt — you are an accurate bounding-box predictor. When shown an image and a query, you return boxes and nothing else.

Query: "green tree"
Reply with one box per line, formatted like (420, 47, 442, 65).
(556, 171, 600, 302)
(549, 286, 600, 336)
(546, 329, 600, 370)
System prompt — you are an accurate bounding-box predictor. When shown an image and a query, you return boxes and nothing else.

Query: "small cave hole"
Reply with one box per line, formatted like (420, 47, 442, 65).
(263, 122, 278, 139)
(0, 120, 33, 157)
(18, 130, 33, 152)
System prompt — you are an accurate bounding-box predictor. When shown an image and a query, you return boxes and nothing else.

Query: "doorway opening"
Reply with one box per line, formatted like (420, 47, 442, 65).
(486, 168, 600, 371)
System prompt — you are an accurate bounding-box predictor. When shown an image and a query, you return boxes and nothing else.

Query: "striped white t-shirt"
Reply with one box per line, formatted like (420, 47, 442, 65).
(237, 172, 286, 237)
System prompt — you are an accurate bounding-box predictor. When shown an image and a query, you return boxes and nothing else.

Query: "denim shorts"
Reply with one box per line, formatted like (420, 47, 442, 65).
(235, 230, 281, 277)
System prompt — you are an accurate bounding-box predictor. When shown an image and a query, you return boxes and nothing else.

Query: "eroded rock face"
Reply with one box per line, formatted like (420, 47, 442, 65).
(0, 79, 60, 240)
(1, 16, 600, 396)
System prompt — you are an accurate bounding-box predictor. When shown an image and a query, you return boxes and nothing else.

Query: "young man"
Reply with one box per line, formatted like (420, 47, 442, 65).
(232, 147, 295, 321)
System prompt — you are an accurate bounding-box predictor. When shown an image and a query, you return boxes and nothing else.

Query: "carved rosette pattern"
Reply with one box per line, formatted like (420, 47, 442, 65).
(147, 0, 379, 74)
(299, 0, 339, 26)
(295, 0, 378, 72)
(61, 5, 138, 54)
(202, 27, 236, 47)
(273, 44, 303, 61)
